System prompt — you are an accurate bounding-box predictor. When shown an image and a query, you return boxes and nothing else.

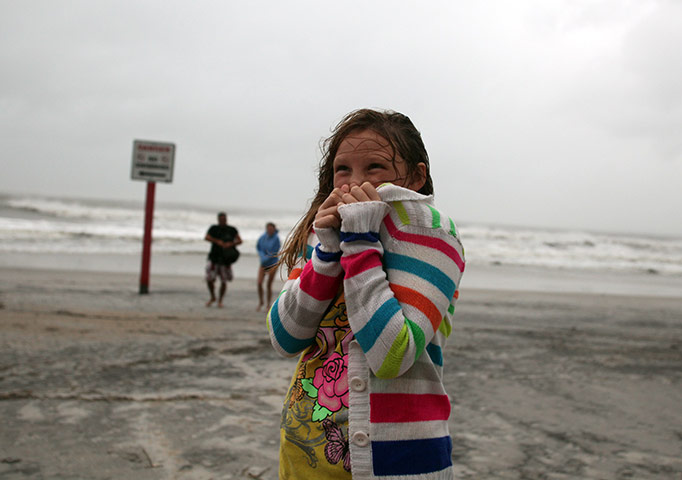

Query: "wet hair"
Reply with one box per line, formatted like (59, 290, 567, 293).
(280, 108, 433, 271)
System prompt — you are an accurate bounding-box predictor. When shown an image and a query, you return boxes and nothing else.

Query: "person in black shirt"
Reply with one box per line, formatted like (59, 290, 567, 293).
(204, 211, 242, 307)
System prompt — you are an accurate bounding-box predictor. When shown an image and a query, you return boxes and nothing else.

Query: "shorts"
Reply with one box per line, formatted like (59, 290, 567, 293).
(205, 261, 233, 283)
(261, 262, 278, 272)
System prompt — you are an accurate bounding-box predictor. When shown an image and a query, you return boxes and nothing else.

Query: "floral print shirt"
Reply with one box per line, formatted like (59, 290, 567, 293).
(278, 291, 353, 479)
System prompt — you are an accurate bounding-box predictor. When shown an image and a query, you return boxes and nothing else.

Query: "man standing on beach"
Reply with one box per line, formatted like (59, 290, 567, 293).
(205, 212, 242, 307)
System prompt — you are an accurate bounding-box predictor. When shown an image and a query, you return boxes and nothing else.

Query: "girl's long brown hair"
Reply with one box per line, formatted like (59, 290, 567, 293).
(280, 108, 434, 272)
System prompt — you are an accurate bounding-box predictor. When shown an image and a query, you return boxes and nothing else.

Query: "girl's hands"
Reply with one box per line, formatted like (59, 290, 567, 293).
(314, 187, 345, 229)
(314, 182, 381, 229)
(340, 182, 381, 204)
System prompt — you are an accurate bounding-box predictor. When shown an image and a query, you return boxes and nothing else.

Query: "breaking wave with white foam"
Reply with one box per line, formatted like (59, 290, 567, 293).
(2, 194, 681, 276)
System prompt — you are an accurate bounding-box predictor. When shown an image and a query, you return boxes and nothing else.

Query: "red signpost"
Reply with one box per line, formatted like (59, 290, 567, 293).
(131, 140, 176, 294)
(139, 181, 156, 294)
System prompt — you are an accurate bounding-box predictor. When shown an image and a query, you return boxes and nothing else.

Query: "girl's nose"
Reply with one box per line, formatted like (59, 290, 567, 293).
(350, 172, 366, 186)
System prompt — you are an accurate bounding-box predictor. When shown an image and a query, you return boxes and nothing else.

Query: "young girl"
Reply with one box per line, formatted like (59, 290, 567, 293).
(267, 109, 465, 479)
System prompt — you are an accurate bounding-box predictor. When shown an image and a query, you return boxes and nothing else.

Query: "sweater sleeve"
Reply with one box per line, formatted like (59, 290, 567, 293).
(266, 227, 344, 357)
(338, 200, 465, 378)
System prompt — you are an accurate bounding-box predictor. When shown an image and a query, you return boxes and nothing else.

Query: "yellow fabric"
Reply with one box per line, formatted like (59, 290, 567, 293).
(279, 292, 353, 479)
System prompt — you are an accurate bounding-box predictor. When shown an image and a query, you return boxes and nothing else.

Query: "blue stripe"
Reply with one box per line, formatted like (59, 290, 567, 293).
(269, 297, 313, 354)
(315, 244, 341, 262)
(372, 436, 452, 476)
(354, 297, 401, 352)
(383, 251, 456, 299)
(426, 343, 443, 366)
(305, 244, 314, 260)
(340, 231, 380, 243)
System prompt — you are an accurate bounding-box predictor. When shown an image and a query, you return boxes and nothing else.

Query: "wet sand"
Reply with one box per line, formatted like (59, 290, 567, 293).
(1, 267, 681, 479)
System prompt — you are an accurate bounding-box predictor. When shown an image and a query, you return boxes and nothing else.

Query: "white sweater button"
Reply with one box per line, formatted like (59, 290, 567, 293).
(350, 377, 366, 391)
(352, 431, 369, 447)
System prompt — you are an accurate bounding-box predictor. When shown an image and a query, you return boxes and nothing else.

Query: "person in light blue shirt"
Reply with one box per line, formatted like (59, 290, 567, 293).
(256, 222, 281, 311)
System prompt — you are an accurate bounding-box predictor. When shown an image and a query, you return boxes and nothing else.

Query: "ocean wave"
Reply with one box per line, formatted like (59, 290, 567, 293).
(3, 196, 301, 230)
(2, 195, 682, 276)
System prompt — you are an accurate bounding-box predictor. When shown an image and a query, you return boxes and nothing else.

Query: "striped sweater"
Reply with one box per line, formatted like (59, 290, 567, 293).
(268, 184, 465, 479)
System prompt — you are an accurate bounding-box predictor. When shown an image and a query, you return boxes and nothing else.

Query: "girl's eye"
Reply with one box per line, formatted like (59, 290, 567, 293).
(368, 163, 385, 170)
(334, 165, 349, 173)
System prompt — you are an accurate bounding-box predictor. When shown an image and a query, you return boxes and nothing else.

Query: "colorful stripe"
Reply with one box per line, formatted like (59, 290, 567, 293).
(449, 217, 457, 237)
(354, 298, 400, 352)
(299, 261, 342, 301)
(405, 318, 426, 361)
(339, 231, 379, 243)
(376, 323, 412, 378)
(314, 244, 341, 262)
(426, 343, 443, 366)
(427, 204, 441, 229)
(341, 250, 382, 279)
(370, 393, 450, 422)
(393, 201, 410, 225)
(384, 215, 465, 272)
(287, 267, 302, 281)
(438, 318, 452, 338)
(305, 244, 314, 260)
(374, 316, 428, 378)
(371, 436, 453, 476)
(268, 297, 313, 354)
(390, 283, 441, 332)
(384, 251, 456, 299)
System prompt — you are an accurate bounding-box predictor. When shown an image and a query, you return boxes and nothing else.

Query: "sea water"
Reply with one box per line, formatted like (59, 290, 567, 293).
(2, 193, 681, 297)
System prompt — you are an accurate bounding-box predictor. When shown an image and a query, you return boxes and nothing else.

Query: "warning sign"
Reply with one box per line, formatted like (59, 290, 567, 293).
(131, 140, 175, 183)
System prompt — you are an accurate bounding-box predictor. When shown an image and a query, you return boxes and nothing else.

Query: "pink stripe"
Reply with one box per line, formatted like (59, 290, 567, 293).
(384, 215, 465, 272)
(299, 261, 342, 301)
(370, 393, 451, 423)
(341, 250, 383, 279)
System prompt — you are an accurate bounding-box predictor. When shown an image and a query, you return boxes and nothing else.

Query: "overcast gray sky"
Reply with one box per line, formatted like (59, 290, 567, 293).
(1, 0, 680, 236)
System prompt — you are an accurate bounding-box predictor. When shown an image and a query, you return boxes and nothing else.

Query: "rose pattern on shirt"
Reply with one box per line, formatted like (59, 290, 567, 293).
(280, 293, 353, 474)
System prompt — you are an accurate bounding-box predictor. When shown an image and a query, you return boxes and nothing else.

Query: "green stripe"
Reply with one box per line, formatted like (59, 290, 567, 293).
(394, 201, 410, 225)
(448, 303, 455, 315)
(407, 317, 426, 360)
(376, 318, 425, 378)
(428, 205, 441, 229)
(439, 317, 452, 338)
(449, 217, 457, 237)
(377, 324, 407, 378)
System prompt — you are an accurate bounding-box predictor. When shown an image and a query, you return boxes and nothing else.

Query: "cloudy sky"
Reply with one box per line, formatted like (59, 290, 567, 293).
(1, 0, 680, 236)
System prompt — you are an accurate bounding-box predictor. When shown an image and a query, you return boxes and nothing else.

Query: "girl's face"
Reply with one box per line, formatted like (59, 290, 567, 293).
(332, 129, 425, 191)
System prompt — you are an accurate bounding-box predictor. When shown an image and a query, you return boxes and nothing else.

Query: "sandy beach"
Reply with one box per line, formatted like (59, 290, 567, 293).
(1, 267, 681, 479)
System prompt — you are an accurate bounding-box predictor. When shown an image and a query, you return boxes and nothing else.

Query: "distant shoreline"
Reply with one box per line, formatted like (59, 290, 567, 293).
(2, 253, 681, 299)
